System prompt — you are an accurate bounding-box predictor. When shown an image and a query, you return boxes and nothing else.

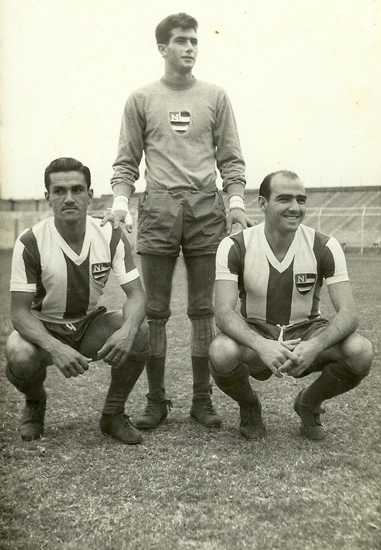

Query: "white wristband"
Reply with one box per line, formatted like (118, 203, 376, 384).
(111, 196, 129, 214)
(229, 196, 245, 212)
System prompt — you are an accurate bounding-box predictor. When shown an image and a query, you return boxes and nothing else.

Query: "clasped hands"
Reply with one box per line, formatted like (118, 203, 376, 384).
(258, 338, 321, 379)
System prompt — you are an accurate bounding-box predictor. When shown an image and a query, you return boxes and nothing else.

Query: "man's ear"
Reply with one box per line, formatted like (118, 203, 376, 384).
(87, 189, 94, 203)
(258, 196, 267, 211)
(157, 43, 167, 58)
(44, 190, 51, 207)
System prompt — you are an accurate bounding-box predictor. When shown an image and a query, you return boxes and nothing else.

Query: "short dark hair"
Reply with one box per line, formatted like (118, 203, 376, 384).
(155, 13, 198, 45)
(259, 170, 299, 200)
(44, 157, 91, 191)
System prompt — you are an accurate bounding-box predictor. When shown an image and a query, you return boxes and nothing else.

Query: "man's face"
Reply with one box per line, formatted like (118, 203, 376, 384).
(45, 171, 93, 223)
(159, 27, 198, 74)
(259, 174, 307, 234)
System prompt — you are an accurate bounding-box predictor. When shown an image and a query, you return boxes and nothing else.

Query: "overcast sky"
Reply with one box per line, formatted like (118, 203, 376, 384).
(1, 0, 380, 199)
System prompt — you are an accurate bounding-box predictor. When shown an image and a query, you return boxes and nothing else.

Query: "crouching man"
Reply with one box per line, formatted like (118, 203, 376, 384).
(5, 157, 149, 445)
(209, 170, 373, 440)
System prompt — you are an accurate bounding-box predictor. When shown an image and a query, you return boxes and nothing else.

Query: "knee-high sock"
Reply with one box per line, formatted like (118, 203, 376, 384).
(102, 360, 145, 415)
(145, 319, 167, 397)
(302, 361, 370, 410)
(5, 362, 46, 400)
(209, 361, 259, 407)
(145, 357, 166, 397)
(192, 356, 211, 394)
(191, 317, 215, 394)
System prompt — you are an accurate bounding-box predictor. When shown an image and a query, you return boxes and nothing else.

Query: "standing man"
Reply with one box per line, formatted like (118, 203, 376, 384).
(103, 13, 252, 429)
(209, 170, 373, 440)
(6, 157, 149, 445)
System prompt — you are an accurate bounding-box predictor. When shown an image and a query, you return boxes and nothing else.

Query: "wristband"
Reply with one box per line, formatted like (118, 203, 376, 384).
(111, 196, 129, 215)
(229, 196, 246, 212)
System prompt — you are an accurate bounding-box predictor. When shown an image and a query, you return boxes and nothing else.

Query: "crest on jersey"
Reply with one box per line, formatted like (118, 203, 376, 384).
(169, 111, 191, 135)
(295, 273, 316, 294)
(92, 263, 111, 282)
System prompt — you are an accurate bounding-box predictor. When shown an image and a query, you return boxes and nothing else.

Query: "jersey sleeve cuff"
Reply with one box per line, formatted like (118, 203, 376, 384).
(216, 272, 239, 282)
(116, 268, 140, 286)
(10, 283, 37, 292)
(325, 274, 349, 285)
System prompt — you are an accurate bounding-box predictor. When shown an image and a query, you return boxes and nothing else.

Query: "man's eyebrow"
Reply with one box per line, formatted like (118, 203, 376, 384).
(175, 35, 198, 42)
(275, 193, 307, 200)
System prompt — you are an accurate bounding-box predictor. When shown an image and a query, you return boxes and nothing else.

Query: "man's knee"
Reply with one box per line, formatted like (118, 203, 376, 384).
(209, 333, 241, 375)
(5, 332, 47, 390)
(341, 333, 373, 375)
(6, 331, 44, 376)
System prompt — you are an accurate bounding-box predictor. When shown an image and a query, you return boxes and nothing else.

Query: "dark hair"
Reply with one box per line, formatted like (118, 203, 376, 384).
(259, 170, 299, 200)
(44, 157, 91, 191)
(155, 13, 198, 45)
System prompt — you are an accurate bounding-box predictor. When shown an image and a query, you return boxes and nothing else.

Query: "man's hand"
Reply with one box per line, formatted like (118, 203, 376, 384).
(279, 339, 322, 376)
(50, 342, 92, 379)
(227, 208, 257, 234)
(96, 208, 133, 232)
(97, 327, 133, 368)
(256, 339, 301, 378)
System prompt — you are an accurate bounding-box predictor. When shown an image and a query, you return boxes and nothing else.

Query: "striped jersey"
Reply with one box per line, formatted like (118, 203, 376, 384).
(10, 216, 139, 323)
(215, 223, 349, 326)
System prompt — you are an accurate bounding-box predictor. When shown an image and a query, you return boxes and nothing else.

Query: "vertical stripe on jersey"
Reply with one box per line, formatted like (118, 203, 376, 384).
(20, 229, 40, 283)
(121, 231, 134, 273)
(109, 227, 120, 263)
(63, 251, 90, 319)
(228, 233, 247, 317)
(266, 260, 294, 325)
(20, 229, 47, 312)
(311, 231, 332, 319)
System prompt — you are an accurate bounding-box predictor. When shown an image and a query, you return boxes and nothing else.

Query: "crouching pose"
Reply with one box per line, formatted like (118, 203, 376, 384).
(6, 157, 149, 445)
(209, 170, 373, 440)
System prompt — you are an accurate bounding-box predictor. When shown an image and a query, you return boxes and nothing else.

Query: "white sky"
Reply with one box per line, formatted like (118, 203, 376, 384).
(1, 0, 380, 199)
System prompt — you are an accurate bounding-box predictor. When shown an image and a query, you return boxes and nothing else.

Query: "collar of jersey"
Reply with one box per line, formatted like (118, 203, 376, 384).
(49, 216, 91, 264)
(262, 224, 299, 273)
(160, 76, 197, 90)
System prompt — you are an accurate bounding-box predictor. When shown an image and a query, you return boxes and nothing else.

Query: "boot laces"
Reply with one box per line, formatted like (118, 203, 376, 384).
(144, 399, 172, 415)
(25, 399, 45, 423)
(240, 405, 262, 426)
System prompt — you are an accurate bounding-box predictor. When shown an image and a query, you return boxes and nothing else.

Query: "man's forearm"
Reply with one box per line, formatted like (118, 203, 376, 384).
(216, 309, 265, 353)
(312, 308, 358, 352)
(111, 182, 134, 200)
(11, 311, 59, 356)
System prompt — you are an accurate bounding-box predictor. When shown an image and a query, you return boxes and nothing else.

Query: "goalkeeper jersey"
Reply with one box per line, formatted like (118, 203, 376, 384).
(10, 216, 139, 323)
(215, 223, 349, 326)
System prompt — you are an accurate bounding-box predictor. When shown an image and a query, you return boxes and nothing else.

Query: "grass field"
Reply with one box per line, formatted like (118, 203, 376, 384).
(0, 249, 380, 550)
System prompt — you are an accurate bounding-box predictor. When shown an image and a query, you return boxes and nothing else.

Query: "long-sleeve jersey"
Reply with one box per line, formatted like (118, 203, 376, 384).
(216, 224, 349, 326)
(10, 216, 139, 323)
(111, 77, 246, 195)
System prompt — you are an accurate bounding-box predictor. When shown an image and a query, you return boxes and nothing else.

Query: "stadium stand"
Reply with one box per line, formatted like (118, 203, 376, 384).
(1, 186, 380, 252)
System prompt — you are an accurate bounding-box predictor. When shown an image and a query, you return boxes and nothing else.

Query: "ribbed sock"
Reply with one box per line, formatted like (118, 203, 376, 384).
(192, 356, 211, 394)
(102, 360, 145, 415)
(146, 356, 166, 398)
(302, 360, 369, 410)
(209, 361, 259, 406)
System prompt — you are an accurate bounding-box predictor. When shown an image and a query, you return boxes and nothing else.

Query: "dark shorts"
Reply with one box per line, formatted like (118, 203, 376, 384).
(246, 318, 329, 342)
(245, 318, 330, 380)
(42, 307, 108, 350)
(137, 185, 227, 257)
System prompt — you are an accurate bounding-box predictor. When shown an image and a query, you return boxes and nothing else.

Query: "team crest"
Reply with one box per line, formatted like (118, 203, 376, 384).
(295, 273, 316, 294)
(169, 111, 191, 135)
(92, 262, 111, 282)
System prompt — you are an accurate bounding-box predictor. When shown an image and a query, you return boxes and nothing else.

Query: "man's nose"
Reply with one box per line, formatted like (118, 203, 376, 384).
(64, 191, 74, 202)
(288, 199, 299, 210)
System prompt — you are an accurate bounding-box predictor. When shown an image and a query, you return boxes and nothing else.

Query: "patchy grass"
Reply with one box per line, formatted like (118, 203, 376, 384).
(0, 251, 380, 550)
